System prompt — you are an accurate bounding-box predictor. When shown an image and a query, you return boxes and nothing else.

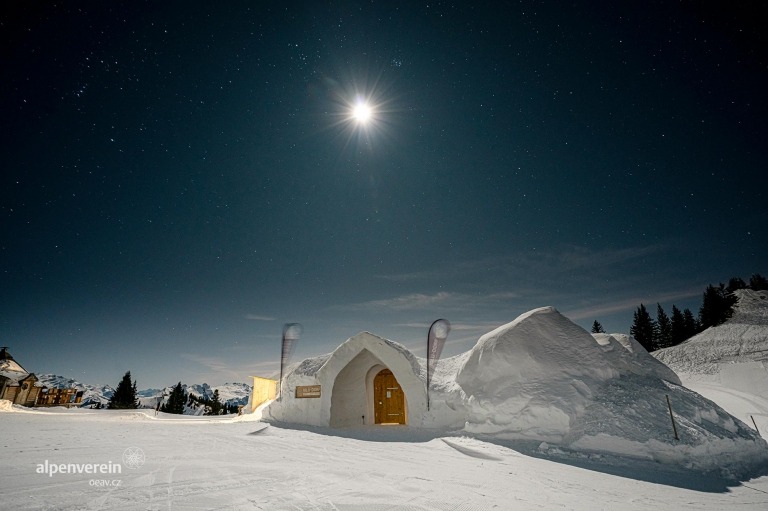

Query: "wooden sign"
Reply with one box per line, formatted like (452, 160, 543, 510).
(295, 385, 321, 398)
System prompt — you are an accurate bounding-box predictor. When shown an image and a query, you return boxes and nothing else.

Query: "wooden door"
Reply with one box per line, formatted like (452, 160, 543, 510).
(373, 369, 405, 424)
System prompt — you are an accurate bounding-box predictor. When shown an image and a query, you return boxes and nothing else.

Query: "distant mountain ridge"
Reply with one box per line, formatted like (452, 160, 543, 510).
(36, 374, 251, 413)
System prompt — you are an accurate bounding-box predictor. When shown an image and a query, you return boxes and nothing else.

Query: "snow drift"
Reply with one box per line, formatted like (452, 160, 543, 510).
(454, 306, 687, 438)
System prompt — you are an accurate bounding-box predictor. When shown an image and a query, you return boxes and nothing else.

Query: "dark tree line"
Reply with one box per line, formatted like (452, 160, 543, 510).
(187, 389, 238, 415)
(622, 273, 766, 352)
(159, 384, 239, 415)
(105, 373, 239, 415)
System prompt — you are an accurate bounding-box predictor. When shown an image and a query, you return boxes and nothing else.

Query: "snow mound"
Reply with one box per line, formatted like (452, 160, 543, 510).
(456, 307, 620, 438)
(450, 307, 766, 474)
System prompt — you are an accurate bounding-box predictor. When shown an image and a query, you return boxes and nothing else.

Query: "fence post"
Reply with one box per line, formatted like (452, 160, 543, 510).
(666, 394, 679, 441)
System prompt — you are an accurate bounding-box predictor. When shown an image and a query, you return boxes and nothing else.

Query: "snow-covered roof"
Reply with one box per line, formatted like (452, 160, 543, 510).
(0, 369, 39, 386)
(284, 331, 422, 379)
(0, 347, 28, 374)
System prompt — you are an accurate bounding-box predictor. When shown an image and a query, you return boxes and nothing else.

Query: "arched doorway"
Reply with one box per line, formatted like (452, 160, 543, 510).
(373, 369, 406, 424)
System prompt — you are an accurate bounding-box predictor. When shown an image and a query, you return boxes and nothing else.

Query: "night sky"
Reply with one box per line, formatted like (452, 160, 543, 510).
(2, 2, 766, 388)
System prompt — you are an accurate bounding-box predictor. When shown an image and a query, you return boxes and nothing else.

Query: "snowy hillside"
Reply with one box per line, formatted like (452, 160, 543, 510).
(654, 289, 768, 391)
(653, 288, 768, 435)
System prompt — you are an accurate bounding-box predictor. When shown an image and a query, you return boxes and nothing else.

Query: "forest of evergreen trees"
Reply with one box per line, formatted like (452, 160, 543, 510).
(160, 382, 239, 415)
(612, 273, 768, 353)
(104, 373, 239, 415)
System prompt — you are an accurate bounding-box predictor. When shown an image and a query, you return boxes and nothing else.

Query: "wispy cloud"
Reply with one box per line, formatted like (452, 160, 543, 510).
(339, 291, 458, 311)
(375, 244, 670, 289)
(563, 287, 703, 320)
(394, 321, 504, 332)
(181, 353, 278, 381)
(338, 291, 521, 312)
(393, 320, 509, 356)
(244, 314, 276, 321)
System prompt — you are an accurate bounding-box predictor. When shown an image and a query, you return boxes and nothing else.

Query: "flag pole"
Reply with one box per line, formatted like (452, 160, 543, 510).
(427, 319, 450, 411)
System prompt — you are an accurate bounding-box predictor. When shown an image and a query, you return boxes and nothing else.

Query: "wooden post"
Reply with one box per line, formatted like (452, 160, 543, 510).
(751, 415, 761, 437)
(666, 394, 679, 441)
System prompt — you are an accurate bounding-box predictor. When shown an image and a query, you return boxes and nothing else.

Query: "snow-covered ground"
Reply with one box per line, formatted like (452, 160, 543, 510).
(2, 291, 767, 509)
(0, 405, 766, 510)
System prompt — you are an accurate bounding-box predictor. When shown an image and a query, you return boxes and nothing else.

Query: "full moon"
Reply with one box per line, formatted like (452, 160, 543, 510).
(352, 101, 372, 123)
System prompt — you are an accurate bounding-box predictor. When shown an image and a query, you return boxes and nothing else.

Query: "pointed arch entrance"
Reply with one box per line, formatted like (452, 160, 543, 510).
(321, 333, 424, 427)
(373, 368, 406, 424)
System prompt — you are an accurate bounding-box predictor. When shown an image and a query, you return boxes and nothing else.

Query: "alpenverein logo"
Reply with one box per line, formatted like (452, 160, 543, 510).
(121, 447, 145, 469)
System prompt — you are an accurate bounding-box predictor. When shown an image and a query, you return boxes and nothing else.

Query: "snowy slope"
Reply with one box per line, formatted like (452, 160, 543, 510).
(654, 289, 768, 380)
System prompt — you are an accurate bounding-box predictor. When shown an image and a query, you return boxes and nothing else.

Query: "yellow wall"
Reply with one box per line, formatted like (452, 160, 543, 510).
(250, 376, 277, 411)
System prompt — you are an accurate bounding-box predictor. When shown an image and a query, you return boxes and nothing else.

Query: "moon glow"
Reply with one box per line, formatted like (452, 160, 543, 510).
(352, 101, 372, 123)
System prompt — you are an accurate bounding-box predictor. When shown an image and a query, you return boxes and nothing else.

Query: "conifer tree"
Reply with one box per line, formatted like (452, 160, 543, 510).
(108, 371, 140, 409)
(630, 303, 657, 352)
(161, 382, 186, 414)
(682, 308, 699, 339)
(699, 284, 736, 329)
(749, 273, 768, 291)
(726, 277, 747, 293)
(591, 320, 605, 333)
(670, 305, 687, 346)
(655, 303, 672, 349)
(208, 389, 222, 415)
